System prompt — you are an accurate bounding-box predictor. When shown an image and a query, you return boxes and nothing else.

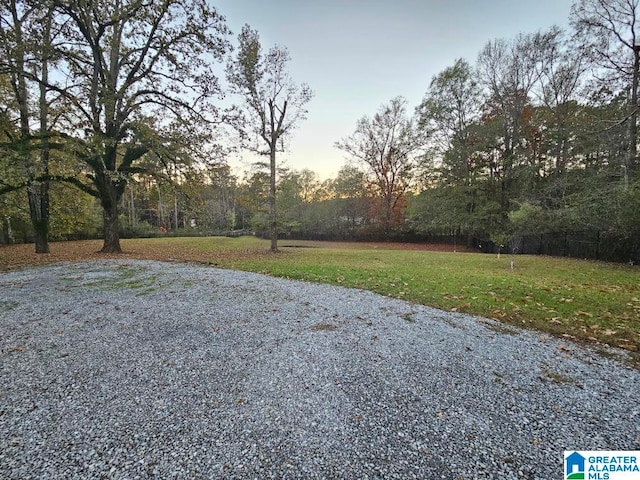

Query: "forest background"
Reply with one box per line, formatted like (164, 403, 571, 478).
(1, 0, 639, 263)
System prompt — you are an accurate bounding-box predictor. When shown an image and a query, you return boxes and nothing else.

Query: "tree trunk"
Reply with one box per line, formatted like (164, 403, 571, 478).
(12, 7, 51, 254)
(174, 192, 179, 230)
(28, 7, 53, 255)
(27, 183, 50, 253)
(101, 203, 122, 253)
(2, 216, 15, 245)
(628, 44, 640, 185)
(32, 53, 52, 254)
(269, 146, 278, 252)
(129, 186, 136, 229)
(384, 195, 392, 238)
(98, 171, 124, 253)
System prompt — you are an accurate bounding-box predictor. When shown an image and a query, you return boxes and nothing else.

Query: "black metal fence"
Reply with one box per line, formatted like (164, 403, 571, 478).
(475, 231, 640, 264)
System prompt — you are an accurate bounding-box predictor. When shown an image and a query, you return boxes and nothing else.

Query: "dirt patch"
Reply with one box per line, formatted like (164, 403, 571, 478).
(310, 323, 338, 332)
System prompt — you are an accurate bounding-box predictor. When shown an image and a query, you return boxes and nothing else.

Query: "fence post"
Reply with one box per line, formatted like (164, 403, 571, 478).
(539, 234, 543, 255)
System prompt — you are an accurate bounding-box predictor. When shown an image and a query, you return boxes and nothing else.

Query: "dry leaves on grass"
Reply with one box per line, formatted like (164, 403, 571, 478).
(0, 241, 114, 271)
(0, 239, 468, 272)
(0, 240, 267, 272)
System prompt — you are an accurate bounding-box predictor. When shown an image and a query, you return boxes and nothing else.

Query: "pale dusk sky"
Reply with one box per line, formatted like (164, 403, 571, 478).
(216, 0, 574, 180)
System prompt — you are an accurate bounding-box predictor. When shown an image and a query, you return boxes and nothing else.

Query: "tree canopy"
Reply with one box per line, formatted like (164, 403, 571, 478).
(1, 0, 638, 263)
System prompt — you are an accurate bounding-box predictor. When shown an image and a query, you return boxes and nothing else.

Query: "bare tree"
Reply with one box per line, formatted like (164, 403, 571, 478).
(227, 25, 313, 252)
(571, 0, 640, 184)
(336, 97, 424, 237)
(533, 27, 587, 177)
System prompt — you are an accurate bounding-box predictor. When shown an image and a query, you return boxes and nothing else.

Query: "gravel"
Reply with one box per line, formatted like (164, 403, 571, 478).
(0, 259, 638, 479)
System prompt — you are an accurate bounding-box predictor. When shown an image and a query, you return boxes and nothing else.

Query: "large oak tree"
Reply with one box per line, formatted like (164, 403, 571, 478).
(51, 0, 230, 252)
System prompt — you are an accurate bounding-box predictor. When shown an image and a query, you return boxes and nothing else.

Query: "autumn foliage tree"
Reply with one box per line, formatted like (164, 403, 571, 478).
(336, 97, 424, 236)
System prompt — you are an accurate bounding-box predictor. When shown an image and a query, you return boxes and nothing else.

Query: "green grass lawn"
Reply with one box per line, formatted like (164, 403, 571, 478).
(119, 236, 640, 358)
(3, 235, 638, 360)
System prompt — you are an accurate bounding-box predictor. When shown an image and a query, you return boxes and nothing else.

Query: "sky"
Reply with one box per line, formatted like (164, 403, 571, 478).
(216, 0, 575, 180)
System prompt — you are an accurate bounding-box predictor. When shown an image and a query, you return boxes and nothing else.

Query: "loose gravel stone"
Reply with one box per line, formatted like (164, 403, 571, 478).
(0, 260, 638, 479)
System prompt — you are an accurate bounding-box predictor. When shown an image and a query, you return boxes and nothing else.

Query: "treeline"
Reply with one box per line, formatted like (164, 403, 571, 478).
(1, 0, 640, 262)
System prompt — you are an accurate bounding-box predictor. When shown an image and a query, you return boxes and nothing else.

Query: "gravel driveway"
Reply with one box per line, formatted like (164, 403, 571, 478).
(1, 260, 639, 479)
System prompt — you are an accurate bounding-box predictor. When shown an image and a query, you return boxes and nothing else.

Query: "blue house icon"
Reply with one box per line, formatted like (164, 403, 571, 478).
(566, 451, 586, 476)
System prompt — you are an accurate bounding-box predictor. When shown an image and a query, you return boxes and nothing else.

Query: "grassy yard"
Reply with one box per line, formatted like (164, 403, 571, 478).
(1, 236, 639, 360)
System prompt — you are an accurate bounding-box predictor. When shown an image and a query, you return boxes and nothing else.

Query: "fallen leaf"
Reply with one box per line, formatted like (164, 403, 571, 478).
(619, 344, 638, 352)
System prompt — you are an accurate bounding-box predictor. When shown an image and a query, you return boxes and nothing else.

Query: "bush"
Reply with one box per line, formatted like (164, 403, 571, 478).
(119, 219, 161, 238)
